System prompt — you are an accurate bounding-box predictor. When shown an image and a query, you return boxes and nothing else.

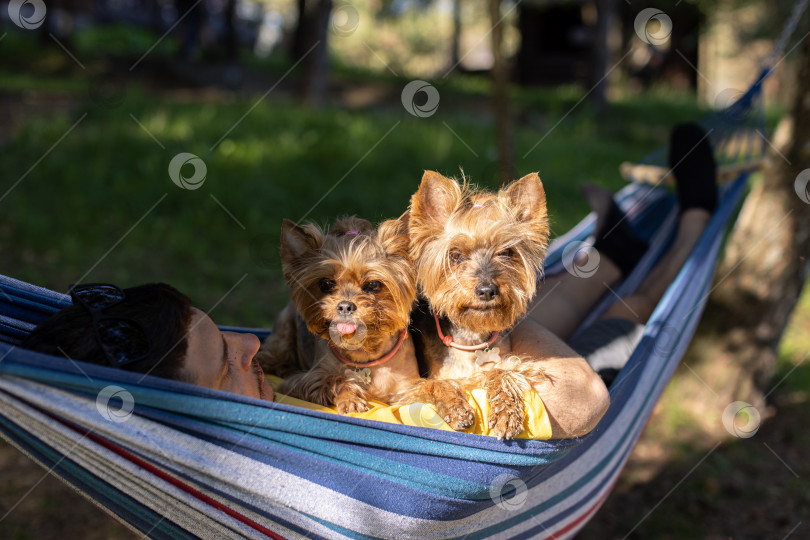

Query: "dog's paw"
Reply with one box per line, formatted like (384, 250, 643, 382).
(437, 397, 475, 431)
(485, 375, 526, 440)
(487, 404, 524, 440)
(335, 394, 370, 414)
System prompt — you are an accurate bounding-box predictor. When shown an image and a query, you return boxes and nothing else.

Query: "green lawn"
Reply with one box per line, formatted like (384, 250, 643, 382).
(0, 29, 717, 328)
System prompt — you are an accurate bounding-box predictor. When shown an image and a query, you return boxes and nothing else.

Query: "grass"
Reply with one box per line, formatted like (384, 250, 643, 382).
(778, 281, 810, 376)
(0, 29, 717, 328)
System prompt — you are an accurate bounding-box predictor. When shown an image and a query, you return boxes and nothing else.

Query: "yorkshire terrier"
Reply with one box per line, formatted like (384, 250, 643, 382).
(256, 215, 419, 414)
(400, 170, 550, 439)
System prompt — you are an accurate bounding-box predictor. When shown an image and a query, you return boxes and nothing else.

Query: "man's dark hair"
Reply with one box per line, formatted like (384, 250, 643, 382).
(22, 283, 194, 382)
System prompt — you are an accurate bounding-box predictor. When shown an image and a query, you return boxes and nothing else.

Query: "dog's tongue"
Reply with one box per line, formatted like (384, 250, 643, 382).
(336, 322, 357, 335)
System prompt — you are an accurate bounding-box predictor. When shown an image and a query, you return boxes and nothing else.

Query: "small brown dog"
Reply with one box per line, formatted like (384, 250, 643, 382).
(256, 215, 419, 414)
(400, 170, 550, 439)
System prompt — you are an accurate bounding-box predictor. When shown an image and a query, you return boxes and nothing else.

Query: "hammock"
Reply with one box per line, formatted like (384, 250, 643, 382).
(0, 169, 753, 539)
(0, 5, 803, 535)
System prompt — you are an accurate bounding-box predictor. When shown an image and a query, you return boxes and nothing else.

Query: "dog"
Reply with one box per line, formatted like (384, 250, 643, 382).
(256, 215, 419, 414)
(399, 170, 550, 439)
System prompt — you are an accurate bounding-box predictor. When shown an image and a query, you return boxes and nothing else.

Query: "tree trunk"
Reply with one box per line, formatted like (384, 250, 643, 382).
(292, 0, 308, 58)
(684, 34, 810, 417)
(488, 0, 515, 185)
(223, 0, 237, 61)
(294, 0, 333, 107)
(449, 0, 462, 73)
(590, 0, 616, 113)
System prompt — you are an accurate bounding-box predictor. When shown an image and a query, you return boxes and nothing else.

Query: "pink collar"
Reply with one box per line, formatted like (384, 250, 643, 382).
(433, 312, 500, 351)
(328, 329, 408, 368)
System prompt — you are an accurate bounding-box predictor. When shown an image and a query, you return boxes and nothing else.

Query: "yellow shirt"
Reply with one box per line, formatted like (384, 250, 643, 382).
(267, 376, 552, 440)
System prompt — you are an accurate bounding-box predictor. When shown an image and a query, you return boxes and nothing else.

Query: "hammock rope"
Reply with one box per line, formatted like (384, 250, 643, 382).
(0, 7, 805, 538)
(764, 0, 810, 69)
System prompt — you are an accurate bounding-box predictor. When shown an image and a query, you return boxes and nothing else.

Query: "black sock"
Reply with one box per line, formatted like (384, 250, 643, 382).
(669, 122, 718, 214)
(581, 184, 649, 277)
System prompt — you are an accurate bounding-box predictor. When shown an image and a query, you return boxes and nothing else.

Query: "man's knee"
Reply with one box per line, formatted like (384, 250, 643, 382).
(601, 295, 654, 324)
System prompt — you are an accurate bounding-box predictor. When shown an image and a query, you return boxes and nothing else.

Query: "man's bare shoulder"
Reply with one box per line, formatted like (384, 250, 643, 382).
(510, 317, 583, 360)
(509, 317, 610, 439)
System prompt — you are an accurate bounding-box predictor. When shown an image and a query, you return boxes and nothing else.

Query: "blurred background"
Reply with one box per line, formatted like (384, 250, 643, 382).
(0, 0, 808, 538)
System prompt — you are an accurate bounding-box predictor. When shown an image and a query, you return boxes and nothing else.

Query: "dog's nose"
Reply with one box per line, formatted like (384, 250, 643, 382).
(336, 301, 357, 315)
(475, 282, 499, 302)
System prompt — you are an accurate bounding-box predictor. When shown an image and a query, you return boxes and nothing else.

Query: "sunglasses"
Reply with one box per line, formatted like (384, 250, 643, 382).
(69, 283, 151, 368)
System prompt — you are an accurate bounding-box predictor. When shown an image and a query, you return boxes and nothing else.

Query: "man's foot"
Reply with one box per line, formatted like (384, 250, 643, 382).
(669, 122, 718, 214)
(582, 184, 648, 277)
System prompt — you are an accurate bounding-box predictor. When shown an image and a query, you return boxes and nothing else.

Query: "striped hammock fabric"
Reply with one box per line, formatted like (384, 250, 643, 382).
(0, 166, 750, 539)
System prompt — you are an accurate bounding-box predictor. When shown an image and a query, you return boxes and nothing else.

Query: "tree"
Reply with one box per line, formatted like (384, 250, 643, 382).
(449, 0, 462, 74)
(590, 0, 617, 113)
(292, 0, 333, 107)
(488, 0, 514, 185)
(683, 26, 810, 418)
(223, 0, 238, 61)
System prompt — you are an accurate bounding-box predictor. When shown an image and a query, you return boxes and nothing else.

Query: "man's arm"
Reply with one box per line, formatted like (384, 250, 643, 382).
(510, 317, 609, 439)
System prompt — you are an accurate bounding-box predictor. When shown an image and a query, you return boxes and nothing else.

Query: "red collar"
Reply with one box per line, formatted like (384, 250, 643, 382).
(433, 312, 500, 351)
(328, 329, 409, 369)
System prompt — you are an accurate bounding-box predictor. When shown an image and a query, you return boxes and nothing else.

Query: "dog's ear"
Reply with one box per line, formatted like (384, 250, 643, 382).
(376, 212, 417, 312)
(410, 171, 461, 229)
(503, 172, 547, 225)
(330, 215, 374, 236)
(280, 219, 323, 261)
(377, 210, 411, 259)
(396, 208, 410, 234)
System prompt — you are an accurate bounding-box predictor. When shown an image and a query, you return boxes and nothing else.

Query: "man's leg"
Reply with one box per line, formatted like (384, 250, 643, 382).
(530, 122, 716, 341)
(570, 122, 719, 386)
(599, 207, 711, 324)
(530, 259, 622, 340)
(600, 122, 718, 324)
(528, 185, 647, 340)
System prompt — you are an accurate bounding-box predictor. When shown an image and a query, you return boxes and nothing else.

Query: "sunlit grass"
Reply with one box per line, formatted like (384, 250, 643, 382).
(0, 87, 686, 327)
(777, 284, 810, 389)
(1, 25, 791, 336)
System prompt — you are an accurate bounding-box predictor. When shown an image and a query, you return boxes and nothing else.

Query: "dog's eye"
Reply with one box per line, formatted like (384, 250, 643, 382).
(448, 250, 465, 264)
(363, 281, 382, 293)
(318, 278, 336, 293)
(497, 248, 514, 259)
